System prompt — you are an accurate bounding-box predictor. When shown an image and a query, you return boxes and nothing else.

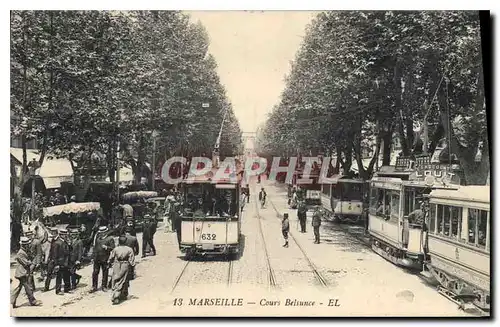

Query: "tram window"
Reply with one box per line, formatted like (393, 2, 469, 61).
(429, 204, 436, 233)
(436, 205, 443, 234)
(478, 210, 488, 249)
(467, 209, 477, 245)
(443, 206, 451, 237)
(450, 206, 461, 239)
(369, 188, 378, 211)
(390, 192, 400, 219)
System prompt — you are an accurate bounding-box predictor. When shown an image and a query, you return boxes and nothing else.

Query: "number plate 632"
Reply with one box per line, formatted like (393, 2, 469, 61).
(201, 233, 216, 241)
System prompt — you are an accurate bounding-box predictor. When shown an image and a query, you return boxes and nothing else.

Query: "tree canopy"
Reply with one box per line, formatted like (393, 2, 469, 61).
(257, 11, 488, 184)
(11, 10, 242, 191)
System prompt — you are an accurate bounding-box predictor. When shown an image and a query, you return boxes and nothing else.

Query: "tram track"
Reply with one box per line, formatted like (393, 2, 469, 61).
(170, 260, 191, 294)
(267, 197, 329, 289)
(253, 191, 279, 290)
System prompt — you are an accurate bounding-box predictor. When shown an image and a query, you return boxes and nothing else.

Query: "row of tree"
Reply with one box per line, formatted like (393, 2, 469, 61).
(11, 10, 242, 194)
(256, 11, 489, 184)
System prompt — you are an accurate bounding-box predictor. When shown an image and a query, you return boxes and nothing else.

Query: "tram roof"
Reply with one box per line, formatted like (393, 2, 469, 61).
(181, 167, 242, 184)
(429, 185, 490, 207)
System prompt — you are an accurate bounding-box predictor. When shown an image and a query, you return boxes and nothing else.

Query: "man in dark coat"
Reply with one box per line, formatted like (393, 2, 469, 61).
(312, 209, 322, 244)
(43, 227, 58, 292)
(124, 229, 139, 281)
(142, 215, 157, 257)
(11, 237, 42, 308)
(91, 226, 115, 292)
(53, 229, 71, 295)
(69, 230, 83, 290)
(124, 229, 139, 256)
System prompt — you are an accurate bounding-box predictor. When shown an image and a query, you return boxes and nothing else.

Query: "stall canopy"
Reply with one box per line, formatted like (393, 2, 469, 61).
(43, 202, 100, 217)
(11, 148, 74, 189)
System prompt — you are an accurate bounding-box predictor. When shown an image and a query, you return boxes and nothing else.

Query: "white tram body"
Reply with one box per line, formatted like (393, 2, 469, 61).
(368, 155, 463, 270)
(179, 169, 242, 257)
(368, 177, 429, 269)
(425, 185, 490, 310)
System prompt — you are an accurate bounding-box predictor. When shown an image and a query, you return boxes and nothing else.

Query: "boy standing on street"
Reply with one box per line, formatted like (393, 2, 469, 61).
(282, 213, 290, 248)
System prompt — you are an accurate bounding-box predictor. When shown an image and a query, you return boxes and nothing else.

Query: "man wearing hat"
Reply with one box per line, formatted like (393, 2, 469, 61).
(43, 227, 59, 292)
(311, 208, 323, 244)
(24, 230, 43, 290)
(124, 217, 136, 237)
(142, 215, 156, 257)
(282, 213, 290, 248)
(91, 226, 115, 292)
(53, 229, 71, 295)
(69, 229, 83, 290)
(11, 237, 42, 308)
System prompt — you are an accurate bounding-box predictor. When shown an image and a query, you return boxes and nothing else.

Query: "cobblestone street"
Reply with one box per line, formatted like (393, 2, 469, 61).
(11, 180, 475, 317)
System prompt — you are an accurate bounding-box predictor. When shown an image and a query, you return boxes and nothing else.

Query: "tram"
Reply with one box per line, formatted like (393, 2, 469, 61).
(368, 155, 462, 270)
(425, 185, 490, 311)
(178, 167, 242, 258)
(329, 177, 368, 224)
(293, 167, 322, 210)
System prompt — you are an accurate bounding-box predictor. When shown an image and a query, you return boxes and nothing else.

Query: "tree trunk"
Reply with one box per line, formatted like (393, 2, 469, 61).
(381, 127, 393, 166)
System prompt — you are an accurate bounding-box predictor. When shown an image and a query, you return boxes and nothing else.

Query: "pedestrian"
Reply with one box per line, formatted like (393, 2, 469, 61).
(108, 236, 136, 305)
(259, 188, 267, 208)
(10, 217, 22, 253)
(246, 185, 250, 203)
(142, 215, 157, 258)
(297, 201, 307, 233)
(125, 217, 136, 237)
(53, 229, 71, 295)
(11, 237, 42, 308)
(24, 230, 43, 291)
(69, 230, 83, 290)
(91, 226, 115, 293)
(43, 227, 58, 292)
(312, 208, 322, 244)
(124, 229, 139, 256)
(282, 213, 290, 248)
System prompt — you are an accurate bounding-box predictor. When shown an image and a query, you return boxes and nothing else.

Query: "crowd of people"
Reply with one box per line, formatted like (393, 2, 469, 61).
(10, 212, 160, 308)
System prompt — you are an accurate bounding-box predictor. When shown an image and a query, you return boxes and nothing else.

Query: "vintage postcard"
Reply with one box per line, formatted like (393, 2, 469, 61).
(10, 10, 490, 317)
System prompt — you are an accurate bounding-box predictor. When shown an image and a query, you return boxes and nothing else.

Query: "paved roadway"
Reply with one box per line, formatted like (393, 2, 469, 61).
(11, 180, 476, 317)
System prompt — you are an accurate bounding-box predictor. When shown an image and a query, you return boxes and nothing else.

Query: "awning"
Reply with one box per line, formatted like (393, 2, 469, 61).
(11, 148, 74, 189)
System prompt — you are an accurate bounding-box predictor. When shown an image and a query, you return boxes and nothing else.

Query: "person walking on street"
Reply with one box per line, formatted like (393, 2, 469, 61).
(259, 188, 267, 208)
(53, 229, 71, 295)
(142, 215, 157, 257)
(246, 185, 250, 203)
(24, 230, 43, 290)
(91, 226, 115, 293)
(108, 236, 136, 304)
(312, 208, 322, 244)
(124, 217, 136, 237)
(11, 237, 42, 308)
(297, 201, 307, 233)
(282, 213, 290, 247)
(43, 227, 58, 292)
(124, 229, 139, 256)
(69, 230, 83, 290)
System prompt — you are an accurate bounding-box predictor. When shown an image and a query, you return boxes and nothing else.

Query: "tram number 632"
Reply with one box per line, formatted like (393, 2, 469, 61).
(201, 233, 217, 241)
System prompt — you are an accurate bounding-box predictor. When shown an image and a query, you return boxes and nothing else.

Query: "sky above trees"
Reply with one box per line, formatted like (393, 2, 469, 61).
(187, 11, 315, 133)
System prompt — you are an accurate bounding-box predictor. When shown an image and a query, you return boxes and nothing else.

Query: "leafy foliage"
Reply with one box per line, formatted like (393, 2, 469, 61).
(257, 11, 488, 184)
(11, 10, 242, 190)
